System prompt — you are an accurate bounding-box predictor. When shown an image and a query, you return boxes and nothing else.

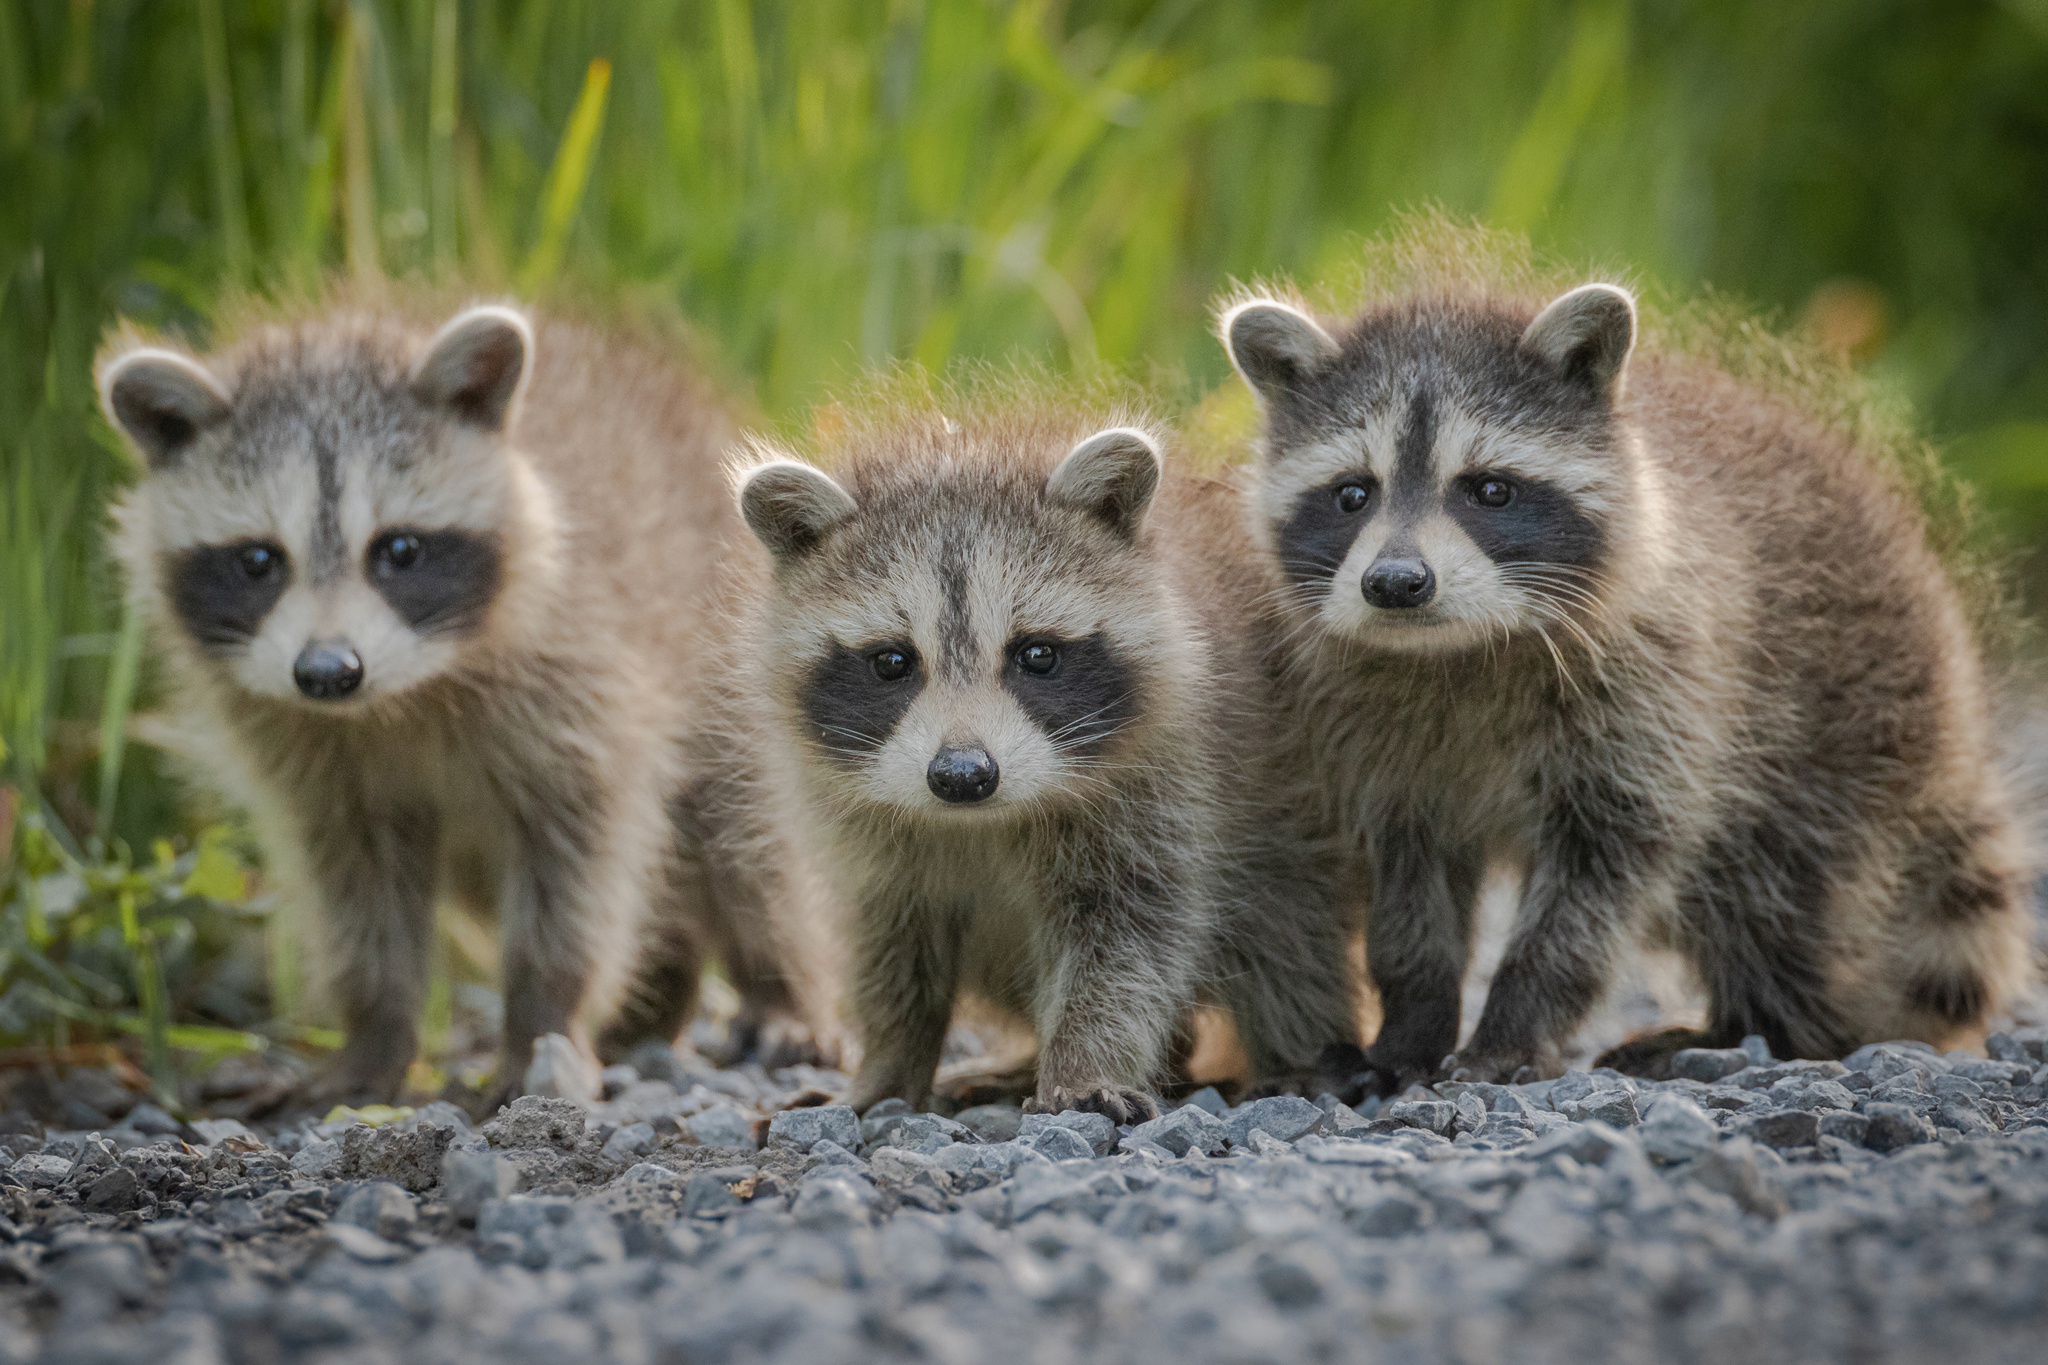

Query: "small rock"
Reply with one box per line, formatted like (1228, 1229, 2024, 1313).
(619, 1161, 680, 1185)
(1122, 1105, 1229, 1157)
(1985, 1031, 2030, 1064)
(339, 1120, 455, 1192)
(599, 1064, 640, 1099)
(1183, 1087, 1230, 1118)
(9, 1154, 72, 1189)
(1638, 1094, 1719, 1164)
(1738, 1109, 1822, 1149)
(484, 1095, 587, 1151)
(1818, 1111, 1870, 1145)
(687, 1103, 761, 1151)
(186, 1118, 258, 1147)
(323, 1223, 408, 1264)
(81, 1166, 139, 1213)
(1679, 1138, 1786, 1218)
(620, 1041, 699, 1091)
(765, 1105, 859, 1154)
(874, 1112, 970, 1155)
(600, 1121, 657, 1161)
(953, 1105, 1024, 1143)
(1227, 1095, 1326, 1148)
(1347, 1193, 1427, 1237)
(1670, 1048, 1752, 1083)
(1020, 1110, 1115, 1155)
(1741, 1035, 1774, 1065)
(1863, 1102, 1936, 1153)
(1384, 1099, 1457, 1136)
(333, 1181, 417, 1240)
(442, 1147, 518, 1222)
(1561, 1089, 1640, 1128)
(522, 1032, 600, 1103)
(791, 1171, 878, 1230)
(121, 1104, 186, 1138)
(289, 1138, 341, 1178)
(1023, 1125, 1094, 1162)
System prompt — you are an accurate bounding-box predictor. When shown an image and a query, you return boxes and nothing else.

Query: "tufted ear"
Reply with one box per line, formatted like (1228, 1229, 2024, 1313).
(412, 305, 533, 431)
(99, 348, 234, 470)
(1221, 298, 1340, 404)
(738, 456, 858, 560)
(1047, 426, 1161, 540)
(1521, 283, 1636, 401)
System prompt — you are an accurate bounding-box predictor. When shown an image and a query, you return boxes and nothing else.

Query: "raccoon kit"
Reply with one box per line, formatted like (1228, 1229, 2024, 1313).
(732, 405, 1360, 1119)
(97, 302, 828, 1105)
(1222, 282, 2030, 1085)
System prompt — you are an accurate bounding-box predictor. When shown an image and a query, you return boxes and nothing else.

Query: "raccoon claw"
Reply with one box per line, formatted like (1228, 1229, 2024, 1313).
(1028, 1085, 1159, 1126)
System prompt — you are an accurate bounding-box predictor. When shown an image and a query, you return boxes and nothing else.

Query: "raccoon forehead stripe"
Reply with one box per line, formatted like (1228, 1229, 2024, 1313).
(1389, 391, 1439, 519)
(311, 433, 346, 581)
(937, 534, 974, 681)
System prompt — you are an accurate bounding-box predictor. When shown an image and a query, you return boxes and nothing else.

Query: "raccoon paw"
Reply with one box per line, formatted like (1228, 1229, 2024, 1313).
(1593, 1026, 1720, 1079)
(1441, 1048, 1560, 1087)
(1028, 1084, 1159, 1126)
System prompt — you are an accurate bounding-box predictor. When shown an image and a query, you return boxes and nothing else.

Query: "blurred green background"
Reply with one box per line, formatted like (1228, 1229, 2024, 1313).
(3, 0, 2046, 1083)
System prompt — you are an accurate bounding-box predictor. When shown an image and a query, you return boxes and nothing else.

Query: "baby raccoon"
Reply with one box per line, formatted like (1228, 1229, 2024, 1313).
(97, 301, 829, 1105)
(731, 404, 1360, 1120)
(1221, 282, 2031, 1085)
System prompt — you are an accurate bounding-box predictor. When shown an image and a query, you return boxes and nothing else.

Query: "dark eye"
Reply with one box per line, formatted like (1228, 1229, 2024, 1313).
(1472, 478, 1515, 509)
(1015, 642, 1059, 676)
(1334, 482, 1372, 515)
(373, 532, 423, 572)
(870, 647, 916, 682)
(237, 543, 283, 580)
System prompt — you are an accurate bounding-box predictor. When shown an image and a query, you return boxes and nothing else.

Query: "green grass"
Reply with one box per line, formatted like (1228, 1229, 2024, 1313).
(1, 0, 2044, 1066)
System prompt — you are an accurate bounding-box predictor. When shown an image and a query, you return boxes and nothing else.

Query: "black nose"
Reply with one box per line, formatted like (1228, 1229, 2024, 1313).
(927, 746, 1000, 804)
(1362, 557, 1436, 610)
(293, 642, 364, 700)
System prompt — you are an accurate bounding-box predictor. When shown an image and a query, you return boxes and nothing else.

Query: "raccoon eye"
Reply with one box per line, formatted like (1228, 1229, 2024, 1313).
(1333, 482, 1373, 515)
(371, 532, 424, 573)
(237, 543, 283, 580)
(1472, 478, 1515, 509)
(1015, 642, 1059, 677)
(870, 647, 916, 682)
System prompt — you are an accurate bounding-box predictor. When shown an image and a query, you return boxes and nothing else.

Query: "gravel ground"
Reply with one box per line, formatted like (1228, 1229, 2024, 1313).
(4, 1029, 2048, 1365)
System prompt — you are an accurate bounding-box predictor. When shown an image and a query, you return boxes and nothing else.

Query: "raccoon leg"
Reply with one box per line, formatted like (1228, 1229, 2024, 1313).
(1455, 774, 1662, 1082)
(1208, 866, 1363, 1088)
(298, 800, 442, 1106)
(495, 757, 663, 1103)
(593, 844, 708, 1063)
(1027, 854, 1200, 1125)
(841, 892, 960, 1113)
(1360, 822, 1483, 1092)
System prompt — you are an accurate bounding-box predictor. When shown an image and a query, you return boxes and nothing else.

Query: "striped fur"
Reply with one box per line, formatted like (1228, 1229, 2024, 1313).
(96, 301, 834, 1107)
(726, 399, 1360, 1119)
(1223, 283, 2033, 1085)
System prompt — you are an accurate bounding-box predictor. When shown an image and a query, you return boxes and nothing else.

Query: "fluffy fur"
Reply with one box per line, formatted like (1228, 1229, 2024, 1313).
(726, 394, 1359, 1119)
(1222, 279, 2033, 1086)
(96, 300, 832, 1105)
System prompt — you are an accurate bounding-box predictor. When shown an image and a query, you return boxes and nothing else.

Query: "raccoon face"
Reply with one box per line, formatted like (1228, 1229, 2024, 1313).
(739, 426, 1167, 818)
(100, 306, 546, 708)
(1224, 284, 1637, 655)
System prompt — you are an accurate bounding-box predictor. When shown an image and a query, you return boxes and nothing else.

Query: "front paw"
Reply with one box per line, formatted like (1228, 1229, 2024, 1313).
(1028, 1084, 1159, 1125)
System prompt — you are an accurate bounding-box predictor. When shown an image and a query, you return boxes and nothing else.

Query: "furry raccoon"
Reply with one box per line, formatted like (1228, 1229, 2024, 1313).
(1220, 281, 2032, 1085)
(730, 402, 1359, 1119)
(96, 301, 830, 1105)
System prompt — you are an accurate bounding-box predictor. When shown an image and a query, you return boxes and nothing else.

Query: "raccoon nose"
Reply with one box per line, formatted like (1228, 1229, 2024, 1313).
(293, 641, 364, 700)
(927, 746, 1000, 804)
(1363, 557, 1436, 610)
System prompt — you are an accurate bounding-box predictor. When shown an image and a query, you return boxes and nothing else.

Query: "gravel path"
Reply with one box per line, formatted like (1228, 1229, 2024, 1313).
(4, 1031, 2048, 1365)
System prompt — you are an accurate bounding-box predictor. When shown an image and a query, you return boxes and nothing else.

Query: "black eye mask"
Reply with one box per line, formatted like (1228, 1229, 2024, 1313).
(1001, 631, 1138, 757)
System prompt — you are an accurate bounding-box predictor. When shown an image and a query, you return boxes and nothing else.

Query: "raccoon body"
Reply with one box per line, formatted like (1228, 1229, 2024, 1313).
(97, 301, 830, 1105)
(731, 404, 1359, 1119)
(1222, 283, 2031, 1085)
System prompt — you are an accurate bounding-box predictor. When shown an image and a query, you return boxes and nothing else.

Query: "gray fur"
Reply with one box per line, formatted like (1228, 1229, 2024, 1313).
(1226, 283, 2032, 1087)
(728, 406, 1361, 1117)
(98, 301, 838, 1108)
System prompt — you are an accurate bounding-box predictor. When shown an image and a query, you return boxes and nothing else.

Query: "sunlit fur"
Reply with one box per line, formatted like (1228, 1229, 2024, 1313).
(97, 301, 836, 1105)
(1224, 283, 2032, 1084)
(725, 399, 1361, 1116)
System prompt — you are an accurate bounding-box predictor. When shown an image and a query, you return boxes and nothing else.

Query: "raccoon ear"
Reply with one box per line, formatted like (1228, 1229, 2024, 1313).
(1048, 427, 1161, 539)
(739, 457, 858, 560)
(1521, 284, 1636, 400)
(1222, 299, 1339, 404)
(99, 349, 233, 470)
(412, 305, 533, 431)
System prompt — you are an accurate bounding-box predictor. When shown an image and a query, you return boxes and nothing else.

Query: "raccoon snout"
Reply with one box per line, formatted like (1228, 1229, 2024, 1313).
(927, 746, 1000, 804)
(1363, 556, 1436, 610)
(293, 641, 365, 700)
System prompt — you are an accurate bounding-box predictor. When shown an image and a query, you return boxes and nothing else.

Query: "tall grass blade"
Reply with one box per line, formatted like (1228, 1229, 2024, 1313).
(429, 0, 461, 276)
(519, 57, 612, 294)
(340, 5, 380, 283)
(93, 603, 143, 847)
(196, 0, 253, 286)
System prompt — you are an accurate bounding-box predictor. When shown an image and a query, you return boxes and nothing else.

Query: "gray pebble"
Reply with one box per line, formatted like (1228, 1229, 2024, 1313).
(687, 1102, 761, 1151)
(765, 1104, 859, 1154)
(441, 1146, 517, 1222)
(1020, 1109, 1115, 1155)
(1227, 1095, 1325, 1148)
